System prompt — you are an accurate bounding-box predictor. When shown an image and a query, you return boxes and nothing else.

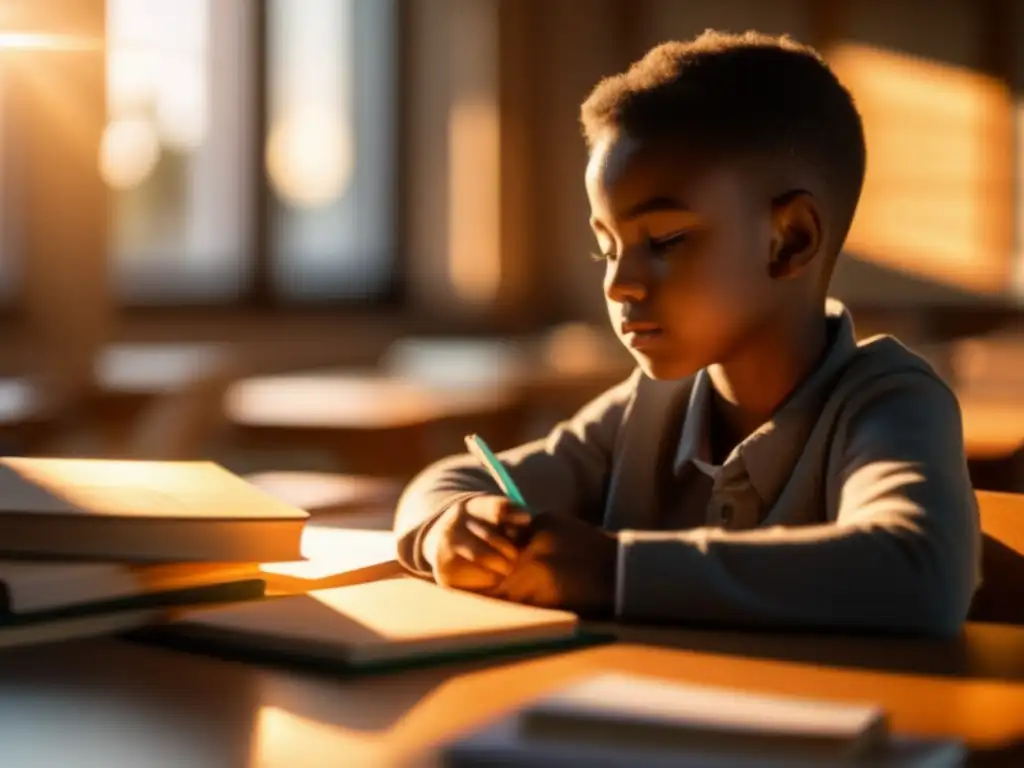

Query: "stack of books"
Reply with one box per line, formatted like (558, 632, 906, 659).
(0, 457, 400, 649)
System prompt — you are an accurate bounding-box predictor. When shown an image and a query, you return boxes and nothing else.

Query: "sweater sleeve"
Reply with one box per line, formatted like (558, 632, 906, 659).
(394, 371, 640, 576)
(615, 372, 981, 636)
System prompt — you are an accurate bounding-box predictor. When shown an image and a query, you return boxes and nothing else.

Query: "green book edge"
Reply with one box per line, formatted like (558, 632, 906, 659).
(134, 622, 614, 678)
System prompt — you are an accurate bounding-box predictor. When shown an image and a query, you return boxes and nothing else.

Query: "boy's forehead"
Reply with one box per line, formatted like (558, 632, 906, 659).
(585, 132, 736, 217)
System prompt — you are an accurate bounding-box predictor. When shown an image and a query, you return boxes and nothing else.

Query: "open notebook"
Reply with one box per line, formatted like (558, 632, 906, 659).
(161, 576, 591, 669)
(442, 673, 966, 767)
(0, 458, 308, 562)
(259, 528, 401, 593)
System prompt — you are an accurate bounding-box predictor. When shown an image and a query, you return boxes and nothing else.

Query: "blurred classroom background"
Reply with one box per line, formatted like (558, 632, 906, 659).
(0, 0, 1022, 505)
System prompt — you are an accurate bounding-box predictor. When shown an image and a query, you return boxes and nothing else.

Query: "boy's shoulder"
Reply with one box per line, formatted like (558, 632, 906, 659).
(818, 333, 963, 452)
(841, 333, 953, 399)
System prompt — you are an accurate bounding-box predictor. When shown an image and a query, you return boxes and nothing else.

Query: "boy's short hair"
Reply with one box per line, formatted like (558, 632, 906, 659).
(581, 30, 866, 258)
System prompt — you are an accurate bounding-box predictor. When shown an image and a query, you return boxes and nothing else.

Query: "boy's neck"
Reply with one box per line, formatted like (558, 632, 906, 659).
(706, 308, 829, 463)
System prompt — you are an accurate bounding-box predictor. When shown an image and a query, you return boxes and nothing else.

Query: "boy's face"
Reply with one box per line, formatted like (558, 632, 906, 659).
(586, 132, 785, 380)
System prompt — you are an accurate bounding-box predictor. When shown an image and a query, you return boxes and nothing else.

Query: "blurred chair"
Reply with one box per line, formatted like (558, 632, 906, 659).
(969, 490, 1024, 625)
(115, 349, 247, 461)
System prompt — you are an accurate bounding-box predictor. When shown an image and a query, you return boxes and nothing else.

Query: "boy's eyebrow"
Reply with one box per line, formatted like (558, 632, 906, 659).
(621, 195, 692, 220)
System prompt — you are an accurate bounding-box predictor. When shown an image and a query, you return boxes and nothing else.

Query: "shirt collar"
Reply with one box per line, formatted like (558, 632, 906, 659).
(674, 368, 716, 476)
(672, 298, 860, 502)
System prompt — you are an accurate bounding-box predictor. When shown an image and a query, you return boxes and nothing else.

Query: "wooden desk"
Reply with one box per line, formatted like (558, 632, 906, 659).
(96, 343, 230, 397)
(225, 372, 523, 476)
(959, 391, 1024, 462)
(80, 343, 235, 455)
(0, 377, 62, 454)
(383, 332, 633, 438)
(959, 391, 1024, 492)
(0, 622, 1021, 766)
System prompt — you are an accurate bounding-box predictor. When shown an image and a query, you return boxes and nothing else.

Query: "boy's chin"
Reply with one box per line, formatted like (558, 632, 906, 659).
(632, 353, 700, 381)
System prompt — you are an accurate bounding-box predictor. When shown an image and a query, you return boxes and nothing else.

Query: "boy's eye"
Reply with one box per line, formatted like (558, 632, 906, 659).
(647, 231, 691, 252)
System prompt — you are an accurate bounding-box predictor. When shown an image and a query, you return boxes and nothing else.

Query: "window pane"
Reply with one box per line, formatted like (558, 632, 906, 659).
(105, 0, 255, 303)
(0, 69, 19, 301)
(266, 0, 397, 300)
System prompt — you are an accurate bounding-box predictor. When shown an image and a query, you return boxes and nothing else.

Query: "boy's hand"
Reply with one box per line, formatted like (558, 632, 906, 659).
(496, 512, 618, 617)
(423, 494, 532, 593)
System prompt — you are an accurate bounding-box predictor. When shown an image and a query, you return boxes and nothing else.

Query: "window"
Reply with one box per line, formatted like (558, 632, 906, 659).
(0, 63, 21, 302)
(104, 0, 397, 305)
(266, 0, 397, 300)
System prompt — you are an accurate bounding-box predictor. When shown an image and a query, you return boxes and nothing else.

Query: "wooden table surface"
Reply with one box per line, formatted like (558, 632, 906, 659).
(958, 390, 1024, 461)
(96, 343, 230, 397)
(225, 371, 520, 432)
(0, 621, 1020, 767)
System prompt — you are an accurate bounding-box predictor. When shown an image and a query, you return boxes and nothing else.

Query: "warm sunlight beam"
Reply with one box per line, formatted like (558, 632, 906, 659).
(251, 706, 382, 767)
(0, 32, 101, 52)
(447, 0, 501, 307)
(828, 42, 1013, 294)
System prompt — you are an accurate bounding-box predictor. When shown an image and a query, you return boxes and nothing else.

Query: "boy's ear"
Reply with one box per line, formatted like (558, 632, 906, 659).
(767, 190, 822, 280)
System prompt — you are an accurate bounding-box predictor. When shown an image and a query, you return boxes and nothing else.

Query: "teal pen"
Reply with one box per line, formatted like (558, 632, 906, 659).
(464, 434, 531, 514)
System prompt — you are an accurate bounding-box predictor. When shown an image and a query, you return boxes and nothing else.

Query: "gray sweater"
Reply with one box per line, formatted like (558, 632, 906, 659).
(394, 304, 980, 636)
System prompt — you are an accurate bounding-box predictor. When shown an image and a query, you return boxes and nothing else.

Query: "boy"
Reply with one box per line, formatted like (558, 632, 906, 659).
(394, 31, 980, 636)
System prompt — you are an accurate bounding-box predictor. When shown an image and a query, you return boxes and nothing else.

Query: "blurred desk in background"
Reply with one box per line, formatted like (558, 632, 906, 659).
(0, 377, 60, 455)
(381, 328, 632, 436)
(959, 391, 1024, 461)
(246, 471, 404, 529)
(80, 343, 238, 459)
(225, 328, 632, 477)
(96, 343, 230, 396)
(224, 371, 523, 477)
(958, 389, 1024, 492)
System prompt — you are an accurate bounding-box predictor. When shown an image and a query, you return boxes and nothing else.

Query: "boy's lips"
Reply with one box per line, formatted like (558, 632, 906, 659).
(620, 320, 661, 334)
(620, 321, 665, 350)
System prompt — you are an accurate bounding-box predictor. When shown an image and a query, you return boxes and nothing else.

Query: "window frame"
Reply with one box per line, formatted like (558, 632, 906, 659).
(113, 0, 407, 313)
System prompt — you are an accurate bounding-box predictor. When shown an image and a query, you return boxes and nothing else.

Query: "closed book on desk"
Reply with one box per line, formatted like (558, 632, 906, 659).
(444, 673, 964, 767)
(164, 576, 591, 670)
(0, 560, 261, 615)
(0, 576, 266, 651)
(0, 458, 308, 562)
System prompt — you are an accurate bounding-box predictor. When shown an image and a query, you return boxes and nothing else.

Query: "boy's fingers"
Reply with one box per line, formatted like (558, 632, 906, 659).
(467, 496, 532, 527)
(465, 518, 520, 561)
(440, 556, 503, 592)
(450, 537, 515, 578)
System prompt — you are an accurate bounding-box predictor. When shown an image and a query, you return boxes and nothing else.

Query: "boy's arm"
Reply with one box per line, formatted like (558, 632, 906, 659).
(394, 371, 640, 577)
(616, 372, 981, 636)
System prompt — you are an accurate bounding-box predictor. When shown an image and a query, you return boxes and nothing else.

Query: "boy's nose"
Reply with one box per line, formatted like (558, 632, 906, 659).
(605, 259, 649, 304)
